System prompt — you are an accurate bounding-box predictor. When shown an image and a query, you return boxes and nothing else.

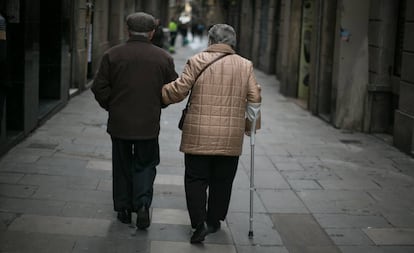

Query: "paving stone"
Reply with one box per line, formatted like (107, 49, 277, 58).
(86, 160, 112, 171)
(203, 225, 234, 244)
(240, 154, 278, 171)
(281, 167, 341, 181)
(274, 162, 305, 171)
(154, 174, 184, 186)
(8, 214, 112, 237)
(0, 197, 65, 215)
(271, 213, 340, 252)
(257, 189, 309, 213)
(378, 210, 414, 228)
(233, 168, 251, 189)
(32, 186, 112, 204)
(227, 212, 283, 246)
(340, 245, 414, 253)
(157, 164, 185, 175)
(0, 184, 37, 198)
(229, 189, 267, 213)
(132, 223, 191, 243)
(297, 190, 377, 214)
(253, 170, 290, 189)
(26, 142, 59, 150)
(1, 153, 40, 163)
(261, 144, 291, 156)
(158, 151, 184, 168)
(370, 171, 414, 189)
(314, 213, 391, 229)
(326, 228, 374, 245)
(317, 178, 381, 190)
(288, 179, 322, 190)
(363, 228, 414, 245)
(60, 202, 113, 220)
(0, 212, 17, 230)
(72, 236, 149, 253)
(97, 179, 112, 191)
(150, 240, 236, 253)
(0, 172, 24, 184)
(236, 245, 289, 253)
(339, 246, 384, 253)
(152, 195, 187, 210)
(154, 184, 185, 197)
(287, 245, 343, 253)
(19, 174, 100, 190)
(152, 208, 190, 225)
(0, 231, 75, 253)
(35, 156, 89, 169)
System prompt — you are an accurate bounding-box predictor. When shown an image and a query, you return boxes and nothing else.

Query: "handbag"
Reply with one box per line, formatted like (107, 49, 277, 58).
(178, 53, 231, 130)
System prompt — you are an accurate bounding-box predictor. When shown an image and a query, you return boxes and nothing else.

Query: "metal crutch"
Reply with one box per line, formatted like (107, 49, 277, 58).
(246, 103, 260, 238)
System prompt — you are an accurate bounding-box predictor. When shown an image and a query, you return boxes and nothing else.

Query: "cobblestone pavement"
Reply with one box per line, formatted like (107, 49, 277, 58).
(1, 36, 414, 253)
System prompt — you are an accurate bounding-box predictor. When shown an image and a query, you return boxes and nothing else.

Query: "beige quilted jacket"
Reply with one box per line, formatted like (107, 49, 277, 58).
(162, 44, 261, 156)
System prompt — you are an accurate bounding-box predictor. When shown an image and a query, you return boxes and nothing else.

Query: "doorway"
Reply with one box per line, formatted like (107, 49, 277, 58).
(39, 0, 62, 119)
(314, 0, 337, 122)
(297, 0, 315, 107)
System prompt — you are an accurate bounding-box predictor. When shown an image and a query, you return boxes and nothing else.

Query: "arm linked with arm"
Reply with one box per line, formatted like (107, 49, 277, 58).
(161, 60, 195, 105)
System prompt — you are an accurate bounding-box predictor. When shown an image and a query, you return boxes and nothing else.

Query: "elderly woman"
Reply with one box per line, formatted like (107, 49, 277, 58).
(162, 24, 261, 243)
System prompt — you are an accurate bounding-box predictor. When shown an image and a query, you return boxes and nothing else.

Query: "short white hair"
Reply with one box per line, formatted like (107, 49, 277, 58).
(208, 24, 237, 48)
(129, 31, 151, 37)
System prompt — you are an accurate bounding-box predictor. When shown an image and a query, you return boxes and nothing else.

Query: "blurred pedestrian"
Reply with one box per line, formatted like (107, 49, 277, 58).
(168, 18, 178, 53)
(0, 11, 9, 130)
(161, 24, 262, 243)
(178, 21, 189, 46)
(91, 12, 178, 230)
(151, 18, 165, 48)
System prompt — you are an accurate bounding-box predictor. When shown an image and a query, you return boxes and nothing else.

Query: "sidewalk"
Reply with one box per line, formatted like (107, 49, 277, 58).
(1, 37, 414, 253)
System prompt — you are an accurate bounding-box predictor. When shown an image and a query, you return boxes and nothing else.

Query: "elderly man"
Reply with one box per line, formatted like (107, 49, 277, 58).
(91, 12, 178, 230)
(162, 24, 261, 243)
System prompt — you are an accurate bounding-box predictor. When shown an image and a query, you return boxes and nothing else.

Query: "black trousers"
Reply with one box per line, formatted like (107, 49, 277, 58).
(184, 154, 239, 228)
(111, 137, 159, 212)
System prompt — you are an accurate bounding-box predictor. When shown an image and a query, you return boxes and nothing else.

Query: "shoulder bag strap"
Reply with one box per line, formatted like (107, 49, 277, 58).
(184, 53, 232, 109)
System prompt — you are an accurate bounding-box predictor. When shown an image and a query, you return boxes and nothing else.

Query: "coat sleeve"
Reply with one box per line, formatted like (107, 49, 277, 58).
(91, 54, 111, 110)
(245, 63, 262, 131)
(166, 57, 179, 83)
(161, 58, 196, 105)
(246, 63, 261, 104)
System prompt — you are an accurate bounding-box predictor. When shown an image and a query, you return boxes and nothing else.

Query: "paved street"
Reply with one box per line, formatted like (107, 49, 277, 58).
(1, 37, 414, 253)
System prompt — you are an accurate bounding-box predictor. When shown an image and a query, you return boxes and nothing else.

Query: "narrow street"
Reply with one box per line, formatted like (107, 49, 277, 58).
(0, 37, 414, 253)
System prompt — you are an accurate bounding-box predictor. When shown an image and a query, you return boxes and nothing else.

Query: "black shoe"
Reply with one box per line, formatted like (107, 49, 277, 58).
(207, 221, 221, 234)
(117, 210, 131, 224)
(190, 223, 208, 244)
(136, 206, 150, 230)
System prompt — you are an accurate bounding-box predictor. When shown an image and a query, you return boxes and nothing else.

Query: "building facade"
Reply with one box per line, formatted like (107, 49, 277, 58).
(0, 0, 169, 155)
(226, 0, 413, 157)
(276, 0, 414, 155)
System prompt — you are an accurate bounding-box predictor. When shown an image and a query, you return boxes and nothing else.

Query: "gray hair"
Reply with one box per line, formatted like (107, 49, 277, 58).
(126, 12, 155, 33)
(208, 24, 237, 48)
(129, 31, 151, 37)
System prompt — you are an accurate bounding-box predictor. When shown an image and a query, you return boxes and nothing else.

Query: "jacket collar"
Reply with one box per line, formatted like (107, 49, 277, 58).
(204, 44, 235, 54)
(127, 35, 151, 43)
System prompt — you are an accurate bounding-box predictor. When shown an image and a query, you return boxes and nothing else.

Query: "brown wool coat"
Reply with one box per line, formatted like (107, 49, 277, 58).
(162, 44, 262, 156)
(92, 35, 178, 139)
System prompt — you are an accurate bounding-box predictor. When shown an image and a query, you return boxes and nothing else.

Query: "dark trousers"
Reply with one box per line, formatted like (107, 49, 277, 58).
(111, 137, 159, 212)
(184, 154, 239, 228)
(170, 31, 177, 47)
